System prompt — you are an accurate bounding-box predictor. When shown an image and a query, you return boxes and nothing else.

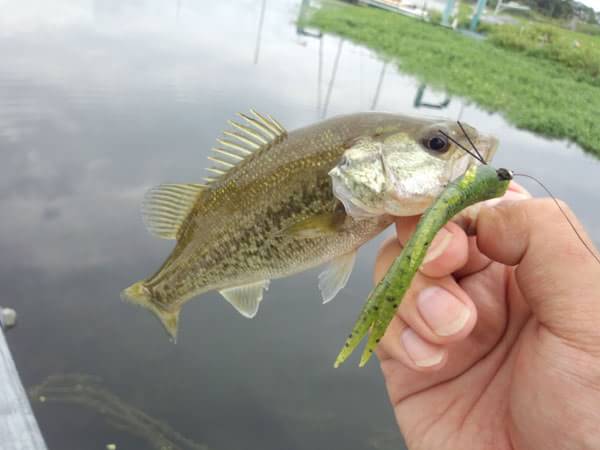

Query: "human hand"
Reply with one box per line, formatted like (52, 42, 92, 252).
(374, 183, 600, 450)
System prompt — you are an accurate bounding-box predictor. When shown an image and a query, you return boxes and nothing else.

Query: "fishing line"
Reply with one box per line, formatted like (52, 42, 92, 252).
(438, 130, 486, 164)
(512, 172, 600, 265)
(457, 121, 486, 164)
(450, 121, 600, 265)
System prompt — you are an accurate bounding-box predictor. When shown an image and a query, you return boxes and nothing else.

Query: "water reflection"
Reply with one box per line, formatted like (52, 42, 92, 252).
(322, 38, 345, 118)
(0, 1, 599, 449)
(413, 83, 452, 110)
(370, 62, 387, 110)
(30, 374, 209, 450)
(296, 0, 322, 38)
(254, 0, 268, 64)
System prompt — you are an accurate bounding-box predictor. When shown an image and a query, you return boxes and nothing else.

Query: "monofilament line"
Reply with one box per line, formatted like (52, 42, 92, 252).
(457, 121, 486, 164)
(438, 130, 486, 165)
(513, 173, 600, 266)
(450, 124, 600, 266)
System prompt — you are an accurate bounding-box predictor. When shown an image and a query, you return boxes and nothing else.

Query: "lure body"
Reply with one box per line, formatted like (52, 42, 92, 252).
(335, 165, 512, 367)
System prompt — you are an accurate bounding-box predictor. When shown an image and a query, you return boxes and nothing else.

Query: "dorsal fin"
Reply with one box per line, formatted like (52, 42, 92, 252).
(142, 183, 205, 239)
(204, 109, 287, 184)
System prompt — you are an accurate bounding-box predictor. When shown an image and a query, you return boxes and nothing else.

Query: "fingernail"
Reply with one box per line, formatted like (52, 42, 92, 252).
(508, 181, 530, 196)
(401, 328, 445, 367)
(422, 228, 452, 264)
(417, 287, 470, 337)
(484, 191, 529, 207)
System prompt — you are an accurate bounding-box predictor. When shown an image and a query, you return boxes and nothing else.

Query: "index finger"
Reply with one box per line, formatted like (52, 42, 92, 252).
(393, 180, 531, 279)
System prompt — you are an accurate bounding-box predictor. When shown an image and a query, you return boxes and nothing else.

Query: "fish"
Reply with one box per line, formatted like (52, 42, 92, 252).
(121, 110, 497, 340)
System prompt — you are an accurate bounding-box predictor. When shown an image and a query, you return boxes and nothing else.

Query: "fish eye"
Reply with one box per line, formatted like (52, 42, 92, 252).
(423, 134, 450, 153)
(339, 155, 350, 169)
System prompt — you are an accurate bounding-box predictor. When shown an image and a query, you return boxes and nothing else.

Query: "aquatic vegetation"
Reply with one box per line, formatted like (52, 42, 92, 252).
(574, 21, 600, 37)
(487, 22, 600, 81)
(307, 2, 600, 157)
(29, 374, 208, 450)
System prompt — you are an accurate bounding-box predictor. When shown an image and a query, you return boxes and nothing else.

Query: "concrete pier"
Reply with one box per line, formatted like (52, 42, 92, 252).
(0, 318, 47, 450)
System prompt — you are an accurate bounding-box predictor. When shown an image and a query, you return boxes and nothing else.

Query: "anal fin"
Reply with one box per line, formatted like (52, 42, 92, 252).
(220, 280, 270, 318)
(318, 251, 357, 304)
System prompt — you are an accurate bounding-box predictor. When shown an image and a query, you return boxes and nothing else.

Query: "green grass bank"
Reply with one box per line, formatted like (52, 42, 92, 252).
(306, 2, 600, 156)
(487, 23, 600, 83)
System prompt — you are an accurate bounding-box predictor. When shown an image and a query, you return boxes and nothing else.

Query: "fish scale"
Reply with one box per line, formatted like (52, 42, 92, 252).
(122, 111, 497, 341)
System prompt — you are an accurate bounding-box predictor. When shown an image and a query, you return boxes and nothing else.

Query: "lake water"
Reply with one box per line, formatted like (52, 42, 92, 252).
(1, 1, 599, 449)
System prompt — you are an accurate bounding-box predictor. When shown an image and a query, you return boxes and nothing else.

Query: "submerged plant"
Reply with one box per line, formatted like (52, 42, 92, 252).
(29, 374, 208, 450)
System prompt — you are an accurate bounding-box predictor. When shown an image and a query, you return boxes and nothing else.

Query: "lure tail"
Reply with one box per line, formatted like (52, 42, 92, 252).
(120, 281, 180, 342)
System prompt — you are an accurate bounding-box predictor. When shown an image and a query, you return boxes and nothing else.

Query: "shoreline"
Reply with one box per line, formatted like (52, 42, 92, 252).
(306, 1, 600, 157)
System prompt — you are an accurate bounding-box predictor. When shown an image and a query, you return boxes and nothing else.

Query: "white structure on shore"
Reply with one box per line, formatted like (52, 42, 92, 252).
(1, 312, 48, 449)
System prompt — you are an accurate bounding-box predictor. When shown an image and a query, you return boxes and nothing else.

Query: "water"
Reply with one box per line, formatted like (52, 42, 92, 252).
(1, 1, 599, 449)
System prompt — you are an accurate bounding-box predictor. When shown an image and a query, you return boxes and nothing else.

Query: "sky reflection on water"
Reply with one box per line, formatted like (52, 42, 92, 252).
(1, 1, 599, 449)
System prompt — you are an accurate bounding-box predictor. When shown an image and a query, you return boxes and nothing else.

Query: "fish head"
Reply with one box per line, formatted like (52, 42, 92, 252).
(329, 118, 497, 217)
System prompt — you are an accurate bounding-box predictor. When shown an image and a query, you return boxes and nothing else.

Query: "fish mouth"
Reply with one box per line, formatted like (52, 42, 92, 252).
(448, 133, 498, 183)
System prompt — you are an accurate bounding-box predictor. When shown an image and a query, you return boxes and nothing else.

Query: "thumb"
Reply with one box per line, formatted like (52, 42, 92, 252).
(476, 198, 600, 349)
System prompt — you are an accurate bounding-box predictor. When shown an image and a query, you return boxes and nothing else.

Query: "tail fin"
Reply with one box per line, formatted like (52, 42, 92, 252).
(120, 281, 180, 342)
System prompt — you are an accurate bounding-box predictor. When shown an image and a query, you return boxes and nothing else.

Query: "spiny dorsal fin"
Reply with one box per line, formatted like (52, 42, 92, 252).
(205, 109, 287, 184)
(142, 183, 205, 239)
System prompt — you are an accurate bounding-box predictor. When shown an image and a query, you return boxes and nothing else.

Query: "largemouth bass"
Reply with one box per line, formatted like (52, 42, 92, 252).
(122, 111, 497, 340)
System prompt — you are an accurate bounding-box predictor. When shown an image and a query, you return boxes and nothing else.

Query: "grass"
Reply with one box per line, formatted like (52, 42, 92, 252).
(487, 22, 600, 82)
(574, 21, 600, 37)
(306, 2, 600, 156)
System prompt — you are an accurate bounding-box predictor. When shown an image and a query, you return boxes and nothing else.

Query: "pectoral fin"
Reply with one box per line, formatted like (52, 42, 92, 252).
(283, 207, 346, 238)
(220, 280, 270, 318)
(318, 251, 357, 304)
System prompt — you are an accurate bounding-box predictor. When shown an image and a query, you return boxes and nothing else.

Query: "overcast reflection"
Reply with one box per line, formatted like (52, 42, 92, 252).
(1, 1, 599, 449)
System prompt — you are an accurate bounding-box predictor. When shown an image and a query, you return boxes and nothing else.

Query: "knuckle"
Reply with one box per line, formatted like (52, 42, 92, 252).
(529, 197, 571, 220)
(528, 198, 579, 235)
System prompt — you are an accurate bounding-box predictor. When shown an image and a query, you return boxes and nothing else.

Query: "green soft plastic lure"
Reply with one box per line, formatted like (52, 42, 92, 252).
(335, 164, 513, 368)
